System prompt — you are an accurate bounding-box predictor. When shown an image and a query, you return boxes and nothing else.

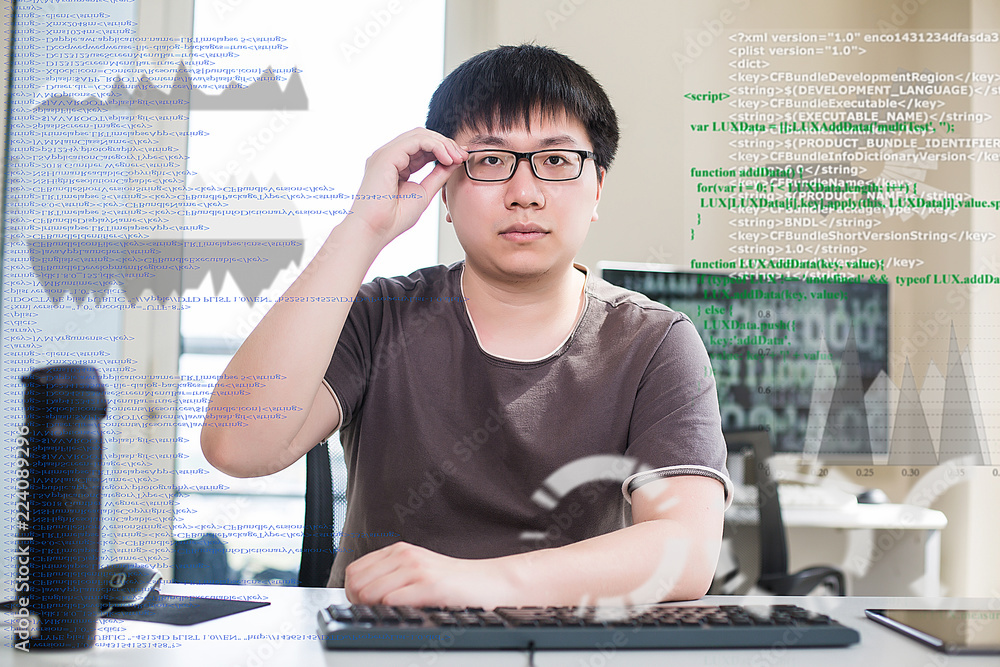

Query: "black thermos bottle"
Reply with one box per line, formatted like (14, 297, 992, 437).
(15, 365, 107, 650)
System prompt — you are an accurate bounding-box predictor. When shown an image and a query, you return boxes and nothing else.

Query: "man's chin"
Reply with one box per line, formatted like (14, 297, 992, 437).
(470, 254, 569, 285)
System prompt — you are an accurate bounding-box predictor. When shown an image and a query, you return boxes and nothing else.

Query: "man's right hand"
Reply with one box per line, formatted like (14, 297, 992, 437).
(202, 129, 466, 478)
(350, 128, 467, 244)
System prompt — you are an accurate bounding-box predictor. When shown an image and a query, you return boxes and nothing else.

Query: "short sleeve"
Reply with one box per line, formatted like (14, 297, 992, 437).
(323, 279, 385, 430)
(621, 314, 733, 509)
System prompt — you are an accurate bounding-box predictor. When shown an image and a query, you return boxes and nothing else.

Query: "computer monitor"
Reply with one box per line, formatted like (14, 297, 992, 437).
(598, 262, 890, 464)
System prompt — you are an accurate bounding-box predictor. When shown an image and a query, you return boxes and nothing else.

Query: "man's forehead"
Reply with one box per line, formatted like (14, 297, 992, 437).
(461, 132, 585, 149)
(455, 109, 590, 146)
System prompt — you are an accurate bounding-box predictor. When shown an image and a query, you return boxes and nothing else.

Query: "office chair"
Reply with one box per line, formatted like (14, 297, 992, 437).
(298, 440, 346, 587)
(714, 429, 846, 596)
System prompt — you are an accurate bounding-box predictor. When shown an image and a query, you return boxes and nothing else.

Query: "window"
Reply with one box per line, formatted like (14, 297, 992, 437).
(175, 0, 446, 584)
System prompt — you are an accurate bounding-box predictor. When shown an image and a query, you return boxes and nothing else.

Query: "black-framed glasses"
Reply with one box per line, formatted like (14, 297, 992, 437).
(464, 149, 597, 182)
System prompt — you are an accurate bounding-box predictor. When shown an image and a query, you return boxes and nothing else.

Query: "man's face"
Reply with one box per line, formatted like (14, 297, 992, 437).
(442, 110, 604, 284)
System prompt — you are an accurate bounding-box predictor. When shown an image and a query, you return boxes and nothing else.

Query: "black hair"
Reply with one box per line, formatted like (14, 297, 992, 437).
(426, 44, 619, 171)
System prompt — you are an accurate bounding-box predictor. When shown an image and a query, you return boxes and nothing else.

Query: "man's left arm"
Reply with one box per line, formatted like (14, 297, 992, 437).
(345, 474, 724, 607)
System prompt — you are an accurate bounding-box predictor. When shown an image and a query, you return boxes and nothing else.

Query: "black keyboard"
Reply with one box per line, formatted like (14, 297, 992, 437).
(318, 603, 860, 650)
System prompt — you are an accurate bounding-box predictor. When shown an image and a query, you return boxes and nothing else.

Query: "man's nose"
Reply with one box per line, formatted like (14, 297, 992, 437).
(504, 157, 544, 207)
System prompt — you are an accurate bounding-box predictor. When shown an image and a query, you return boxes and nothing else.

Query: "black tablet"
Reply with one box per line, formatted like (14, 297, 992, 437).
(865, 609, 1000, 654)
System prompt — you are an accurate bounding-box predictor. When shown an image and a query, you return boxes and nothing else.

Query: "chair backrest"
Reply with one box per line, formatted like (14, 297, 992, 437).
(721, 428, 789, 583)
(719, 429, 846, 596)
(298, 440, 336, 587)
(730, 429, 788, 577)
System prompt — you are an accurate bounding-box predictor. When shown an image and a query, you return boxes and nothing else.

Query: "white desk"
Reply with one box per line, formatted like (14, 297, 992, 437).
(6, 584, 998, 666)
(726, 502, 947, 596)
(785, 503, 946, 596)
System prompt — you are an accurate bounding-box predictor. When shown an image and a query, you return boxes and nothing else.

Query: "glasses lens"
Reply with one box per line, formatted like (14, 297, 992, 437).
(467, 151, 515, 181)
(532, 150, 583, 180)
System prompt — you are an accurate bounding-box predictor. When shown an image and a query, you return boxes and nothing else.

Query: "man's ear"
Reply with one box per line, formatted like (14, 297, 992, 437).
(592, 167, 606, 222)
(441, 183, 452, 223)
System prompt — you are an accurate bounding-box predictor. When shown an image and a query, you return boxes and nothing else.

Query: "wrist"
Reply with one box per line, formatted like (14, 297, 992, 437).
(337, 211, 396, 248)
(490, 550, 545, 607)
(326, 214, 393, 260)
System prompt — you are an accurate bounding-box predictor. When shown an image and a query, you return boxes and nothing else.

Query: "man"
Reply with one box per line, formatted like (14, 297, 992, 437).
(202, 44, 731, 608)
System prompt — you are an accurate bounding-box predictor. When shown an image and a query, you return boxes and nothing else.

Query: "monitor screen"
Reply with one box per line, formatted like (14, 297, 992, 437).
(599, 262, 890, 462)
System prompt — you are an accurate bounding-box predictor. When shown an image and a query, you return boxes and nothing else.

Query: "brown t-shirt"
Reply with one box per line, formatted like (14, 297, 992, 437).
(322, 262, 731, 587)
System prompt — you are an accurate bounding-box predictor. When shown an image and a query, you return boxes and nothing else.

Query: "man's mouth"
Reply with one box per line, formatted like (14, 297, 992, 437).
(499, 223, 548, 241)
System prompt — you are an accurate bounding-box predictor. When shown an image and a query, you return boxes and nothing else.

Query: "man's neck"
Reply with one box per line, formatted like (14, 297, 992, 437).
(461, 261, 587, 360)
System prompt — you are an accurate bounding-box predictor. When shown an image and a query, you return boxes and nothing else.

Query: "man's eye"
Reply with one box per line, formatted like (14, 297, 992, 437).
(544, 154, 567, 165)
(483, 155, 503, 165)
